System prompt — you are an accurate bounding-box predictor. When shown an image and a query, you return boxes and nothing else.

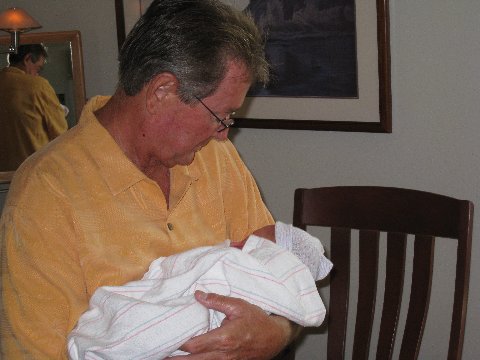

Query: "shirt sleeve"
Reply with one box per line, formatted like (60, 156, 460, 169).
(1, 173, 87, 359)
(37, 78, 68, 140)
(219, 140, 275, 242)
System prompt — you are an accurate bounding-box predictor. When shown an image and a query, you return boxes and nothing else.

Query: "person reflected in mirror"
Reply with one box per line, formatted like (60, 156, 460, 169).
(0, 44, 68, 171)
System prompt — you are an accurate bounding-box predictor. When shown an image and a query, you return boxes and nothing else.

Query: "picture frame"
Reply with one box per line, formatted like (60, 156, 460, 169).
(115, 0, 154, 51)
(114, 0, 391, 133)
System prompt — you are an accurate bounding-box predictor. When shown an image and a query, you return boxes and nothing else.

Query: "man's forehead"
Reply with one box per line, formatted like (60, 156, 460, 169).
(222, 61, 251, 84)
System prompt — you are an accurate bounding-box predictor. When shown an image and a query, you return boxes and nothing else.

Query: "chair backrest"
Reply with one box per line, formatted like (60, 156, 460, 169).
(292, 186, 473, 360)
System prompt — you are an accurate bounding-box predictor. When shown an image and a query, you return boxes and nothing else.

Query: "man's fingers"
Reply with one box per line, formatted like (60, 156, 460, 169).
(194, 290, 246, 317)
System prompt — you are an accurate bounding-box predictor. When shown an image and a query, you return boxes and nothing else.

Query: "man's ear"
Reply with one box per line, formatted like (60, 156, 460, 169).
(145, 73, 178, 114)
(22, 54, 33, 65)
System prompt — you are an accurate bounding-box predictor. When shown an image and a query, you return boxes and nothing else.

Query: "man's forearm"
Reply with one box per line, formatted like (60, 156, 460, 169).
(271, 315, 303, 349)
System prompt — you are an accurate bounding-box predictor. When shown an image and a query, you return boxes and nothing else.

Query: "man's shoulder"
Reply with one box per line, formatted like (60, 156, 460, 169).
(2, 69, 53, 93)
(192, 139, 247, 175)
(199, 139, 238, 158)
(8, 126, 87, 197)
(31, 75, 56, 91)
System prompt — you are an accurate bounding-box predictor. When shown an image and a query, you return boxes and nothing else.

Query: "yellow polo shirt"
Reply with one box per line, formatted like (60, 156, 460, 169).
(0, 66, 68, 171)
(0, 96, 274, 359)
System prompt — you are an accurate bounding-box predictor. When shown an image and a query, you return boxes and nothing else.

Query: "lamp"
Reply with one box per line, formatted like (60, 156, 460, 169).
(0, 7, 41, 54)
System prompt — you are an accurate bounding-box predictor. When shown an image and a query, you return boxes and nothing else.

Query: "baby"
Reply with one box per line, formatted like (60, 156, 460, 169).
(68, 222, 332, 359)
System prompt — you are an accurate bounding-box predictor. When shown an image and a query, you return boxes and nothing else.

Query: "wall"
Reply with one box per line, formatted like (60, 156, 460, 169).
(2, 0, 478, 358)
(231, 1, 480, 358)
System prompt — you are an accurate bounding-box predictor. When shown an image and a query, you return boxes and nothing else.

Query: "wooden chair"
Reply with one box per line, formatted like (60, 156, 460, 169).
(286, 186, 473, 360)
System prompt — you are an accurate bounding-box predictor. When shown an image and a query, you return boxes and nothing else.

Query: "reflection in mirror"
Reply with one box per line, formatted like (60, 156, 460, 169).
(0, 30, 86, 125)
(0, 31, 85, 171)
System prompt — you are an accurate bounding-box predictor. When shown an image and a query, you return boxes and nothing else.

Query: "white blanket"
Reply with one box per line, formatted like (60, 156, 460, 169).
(68, 226, 331, 359)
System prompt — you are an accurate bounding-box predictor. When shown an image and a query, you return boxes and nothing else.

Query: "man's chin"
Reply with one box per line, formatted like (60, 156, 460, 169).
(176, 153, 196, 166)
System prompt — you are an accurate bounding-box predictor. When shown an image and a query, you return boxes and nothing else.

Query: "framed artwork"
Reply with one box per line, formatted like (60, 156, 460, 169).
(114, 0, 391, 133)
(114, 0, 153, 50)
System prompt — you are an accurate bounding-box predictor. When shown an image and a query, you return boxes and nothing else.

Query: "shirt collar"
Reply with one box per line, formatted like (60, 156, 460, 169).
(2, 66, 26, 75)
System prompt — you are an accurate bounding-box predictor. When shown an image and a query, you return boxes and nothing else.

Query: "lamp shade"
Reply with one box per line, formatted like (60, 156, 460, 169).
(0, 7, 41, 32)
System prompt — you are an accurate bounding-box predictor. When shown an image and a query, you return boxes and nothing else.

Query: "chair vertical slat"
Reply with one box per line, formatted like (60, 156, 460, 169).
(399, 235, 435, 359)
(448, 201, 473, 360)
(376, 232, 407, 360)
(292, 188, 307, 232)
(327, 227, 351, 360)
(352, 230, 379, 360)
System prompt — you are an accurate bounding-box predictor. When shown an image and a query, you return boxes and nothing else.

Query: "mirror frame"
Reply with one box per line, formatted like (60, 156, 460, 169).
(0, 30, 86, 122)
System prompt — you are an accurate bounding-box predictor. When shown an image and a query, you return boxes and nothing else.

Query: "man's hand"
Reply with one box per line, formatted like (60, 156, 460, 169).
(173, 290, 297, 360)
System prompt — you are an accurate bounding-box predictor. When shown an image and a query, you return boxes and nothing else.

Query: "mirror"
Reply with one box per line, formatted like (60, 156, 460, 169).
(0, 30, 86, 127)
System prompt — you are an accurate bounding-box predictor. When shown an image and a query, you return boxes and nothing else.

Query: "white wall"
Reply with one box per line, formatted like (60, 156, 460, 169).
(2, 0, 478, 358)
(231, 1, 480, 358)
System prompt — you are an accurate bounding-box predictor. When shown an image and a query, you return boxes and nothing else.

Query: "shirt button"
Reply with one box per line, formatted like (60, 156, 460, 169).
(167, 223, 174, 231)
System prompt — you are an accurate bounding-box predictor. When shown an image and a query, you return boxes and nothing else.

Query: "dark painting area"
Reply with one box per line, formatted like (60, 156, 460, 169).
(246, 0, 358, 98)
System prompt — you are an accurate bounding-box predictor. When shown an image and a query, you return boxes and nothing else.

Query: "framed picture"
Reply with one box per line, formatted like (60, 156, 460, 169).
(114, 0, 153, 50)
(114, 0, 391, 133)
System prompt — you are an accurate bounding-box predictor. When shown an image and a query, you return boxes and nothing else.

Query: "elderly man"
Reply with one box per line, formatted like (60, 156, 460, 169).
(0, 0, 299, 359)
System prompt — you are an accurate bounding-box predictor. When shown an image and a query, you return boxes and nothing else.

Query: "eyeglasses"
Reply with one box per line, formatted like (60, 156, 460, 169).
(194, 96, 235, 132)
